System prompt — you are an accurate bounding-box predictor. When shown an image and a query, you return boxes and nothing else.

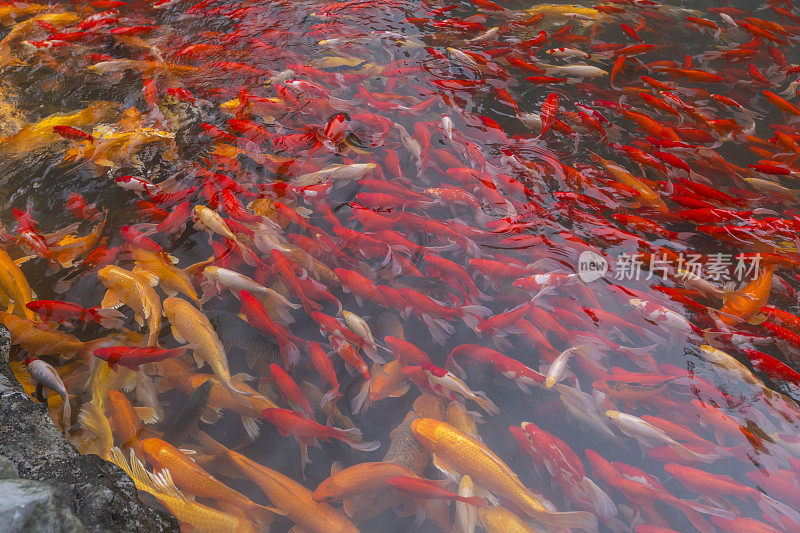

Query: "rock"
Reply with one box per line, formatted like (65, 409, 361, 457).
(0, 478, 85, 532)
(0, 453, 19, 479)
(0, 325, 179, 532)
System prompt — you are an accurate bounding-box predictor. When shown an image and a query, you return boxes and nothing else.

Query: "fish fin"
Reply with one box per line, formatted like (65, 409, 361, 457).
(132, 267, 159, 286)
(746, 313, 767, 326)
(341, 497, 359, 518)
(431, 453, 461, 482)
(244, 503, 280, 525)
(362, 344, 385, 364)
(90, 307, 126, 329)
(168, 324, 185, 343)
(460, 304, 491, 330)
(245, 352, 257, 370)
(191, 349, 204, 368)
(120, 370, 137, 392)
(133, 406, 159, 425)
(422, 315, 453, 345)
(528, 509, 598, 531)
(232, 372, 256, 384)
(321, 386, 341, 408)
(577, 476, 617, 519)
(101, 290, 123, 310)
(351, 382, 371, 414)
(241, 416, 260, 440)
(155, 377, 174, 394)
(389, 383, 411, 398)
(470, 390, 500, 415)
(714, 281, 735, 298)
(14, 255, 34, 266)
(201, 407, 220, 425)
(60, 399, 71, 437)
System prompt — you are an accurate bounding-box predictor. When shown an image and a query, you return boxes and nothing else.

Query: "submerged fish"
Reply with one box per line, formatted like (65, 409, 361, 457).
(205, 310, 281, 366)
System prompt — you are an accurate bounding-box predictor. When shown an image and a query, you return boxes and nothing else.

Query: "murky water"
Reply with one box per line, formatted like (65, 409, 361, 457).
(2, 0, 800, 531)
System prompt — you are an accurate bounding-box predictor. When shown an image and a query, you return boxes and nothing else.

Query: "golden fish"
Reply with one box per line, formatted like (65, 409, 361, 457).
(0, 4, 48, 25)
(67, 126, 177, 169)
(108, 389, 147, 450)
(411, 418, 597, 531)
(521, 4, 601, 20)
(0, 312, 100, 359)
(365, 360, 409, 408)
(128, 248, 200, 303)
(86, 360, 131, 412)
(109, 448, 258, 533)
(159, 359, 276, 440)
(0, 247, 36, 320)
(162, 298, 251, 397)
(445, 402, 481, 440)
(139, 438, 275, 525)
(0, 101, 116, 154)
(718, 264, 774, 325)
(590, 152, 669, 212)
(478, 506, 538, 533)
(349, 394, 445, 522)
(87, 59, 199, 77)
(289, 248, 340, 286)
(98, 265, 162, 346)
(50, 215, 106, 268)
(75, 402, 113, 459)
(198, 431, 358, 533)
(313, 462, 419, 503)
(0, 12, 79, 60)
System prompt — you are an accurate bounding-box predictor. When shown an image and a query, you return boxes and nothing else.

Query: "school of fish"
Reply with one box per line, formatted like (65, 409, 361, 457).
(3, 0, 800, 531)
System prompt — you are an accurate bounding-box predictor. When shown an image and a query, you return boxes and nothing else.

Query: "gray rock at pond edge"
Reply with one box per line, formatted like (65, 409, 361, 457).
(0, 325, 179, 532)
(0, 452, 19, 479)
(0, 478, 86, 532)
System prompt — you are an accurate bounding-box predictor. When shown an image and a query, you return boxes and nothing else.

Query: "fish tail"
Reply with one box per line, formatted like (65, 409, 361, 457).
(145, 327, 159, 347)
(334, 427, 381, 451)
(346, 438, 381, 452)
(471, 391, 500, 415)
(674, 443, 703, 462)
(279, 339, 302, 367)
(459, 304, 491, 330)
(321, 385, 342, 408)
(224, 378, 255, 397)
(127, 222, 158, 236)
(445, 352, 465, 380)
(576, 476, 617, 520)
(234, 239, 259, 267)
(350, 382, 369, 414)
(758, 494, 800, 527)
(422, 315, 454, 345)
(80, 338, 109, 363)
(362, 343, 385, 364)
(456, 495, 487, 508)
(300, 293, 322, 314)
(88, 307, 126, 329)
(681, 505, 715, 533)
(529, 509, 598, 532)
(244, 502, 276, 525)
(61, 396, 72, 437)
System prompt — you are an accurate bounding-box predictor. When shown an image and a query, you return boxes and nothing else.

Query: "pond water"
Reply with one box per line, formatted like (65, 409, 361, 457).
(1, 0, 800, 531)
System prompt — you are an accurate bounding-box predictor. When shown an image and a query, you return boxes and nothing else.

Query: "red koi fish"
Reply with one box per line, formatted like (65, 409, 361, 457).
(92, 346, 188, 370)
